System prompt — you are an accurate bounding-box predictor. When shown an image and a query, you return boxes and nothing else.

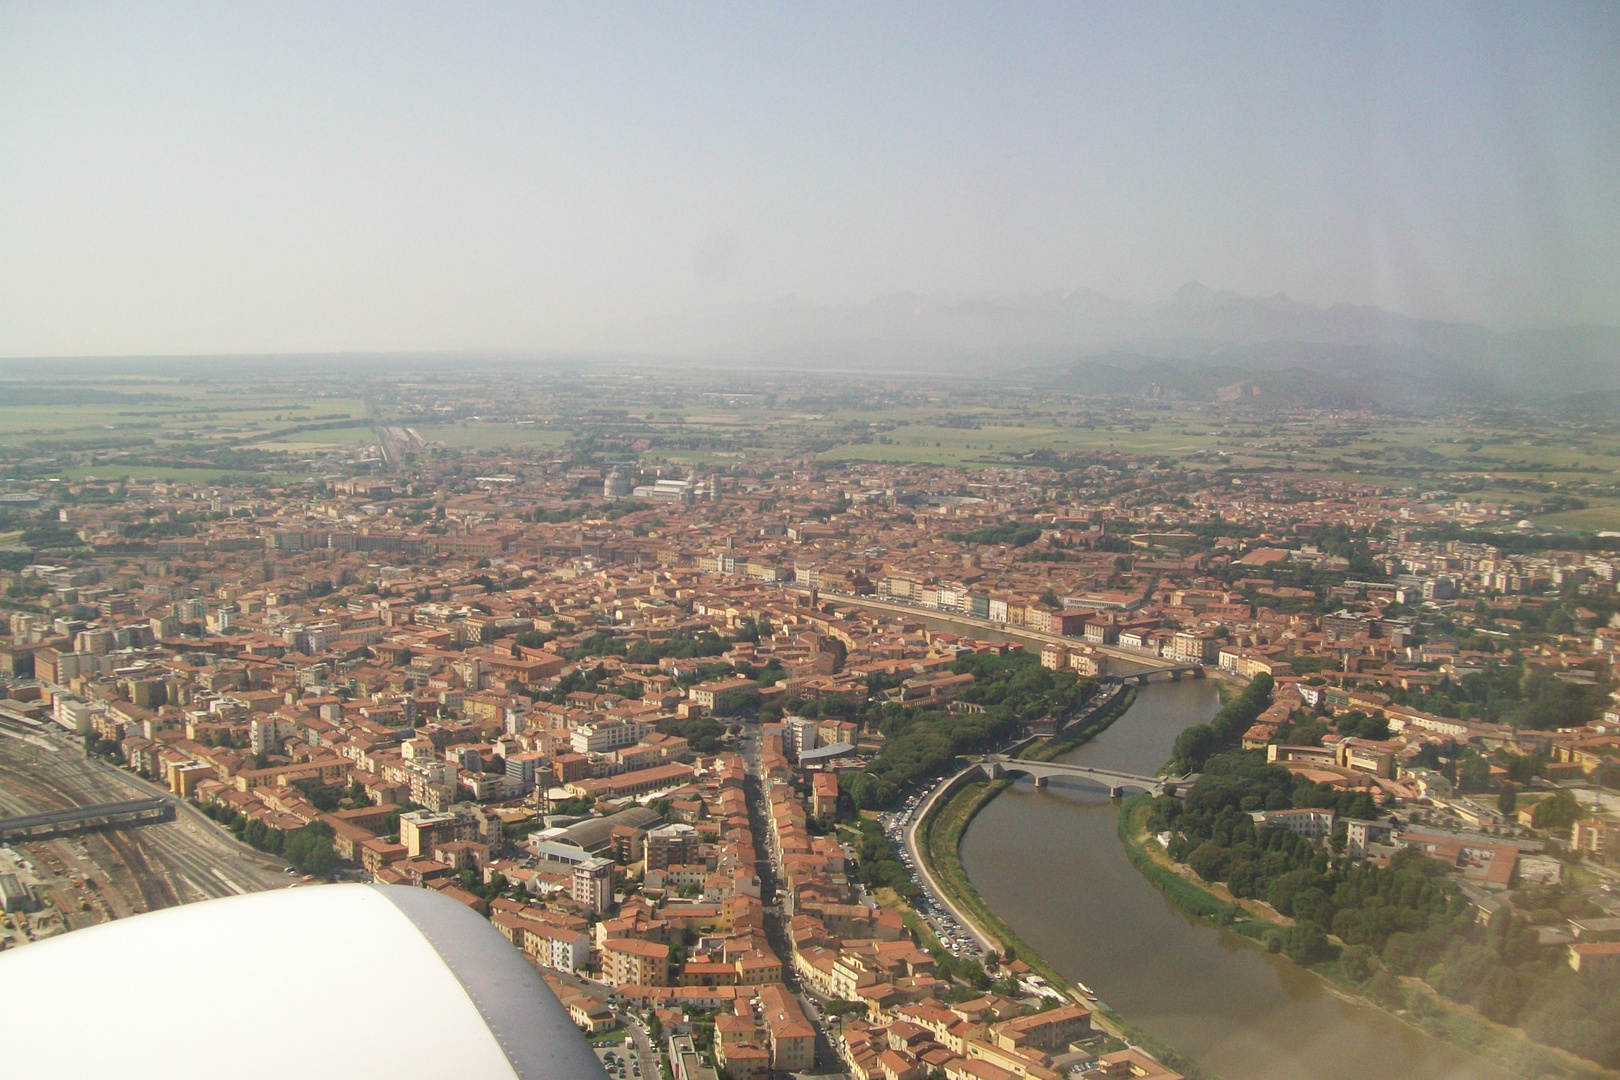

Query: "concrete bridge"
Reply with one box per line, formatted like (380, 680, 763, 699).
(976, 754, 1197, 798)
(0, 797, 174, 843)
(1111, 663, 1205, 686)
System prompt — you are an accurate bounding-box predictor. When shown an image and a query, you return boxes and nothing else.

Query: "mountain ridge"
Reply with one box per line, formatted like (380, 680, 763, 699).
(608, 285, 1620, 402)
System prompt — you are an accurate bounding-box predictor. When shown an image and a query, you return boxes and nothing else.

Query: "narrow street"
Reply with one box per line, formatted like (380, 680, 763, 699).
(621, 1010, 658, 1080)
(739, 727, 844, 1077)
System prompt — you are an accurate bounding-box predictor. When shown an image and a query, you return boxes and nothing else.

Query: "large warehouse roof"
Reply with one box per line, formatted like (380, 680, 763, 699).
(553, 806, 663, 851)
(0, 884, 608, 1079)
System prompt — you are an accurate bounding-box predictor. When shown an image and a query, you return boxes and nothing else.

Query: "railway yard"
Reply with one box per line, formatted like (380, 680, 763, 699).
(0, 724, 289, 950)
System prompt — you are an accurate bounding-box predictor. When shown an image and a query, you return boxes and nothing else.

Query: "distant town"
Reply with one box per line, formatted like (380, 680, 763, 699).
(2, 364, 1618, 1078)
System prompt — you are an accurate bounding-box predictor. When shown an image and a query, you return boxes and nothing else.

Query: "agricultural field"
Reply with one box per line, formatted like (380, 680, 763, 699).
(249, 425, 379, 451)
(409, 421, 575, 454)
(0, 379, 368, 452)
(6, 365, 1620, 532)
(55, 465, 316, 486)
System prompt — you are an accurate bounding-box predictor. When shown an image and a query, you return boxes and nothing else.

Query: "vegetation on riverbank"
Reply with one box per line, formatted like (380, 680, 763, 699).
(914, 687, 1221, 1080)
(1118, 795, 1238, 922)
(1120, 793, 1619, 1079)
(1168, 672, 1274, 773)
(1023, 688, 1137, 763)
(844, 650, 1093, 810)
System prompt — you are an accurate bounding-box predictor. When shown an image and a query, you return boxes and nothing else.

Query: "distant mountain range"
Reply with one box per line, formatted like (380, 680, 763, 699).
(613, 284, 1620, 405)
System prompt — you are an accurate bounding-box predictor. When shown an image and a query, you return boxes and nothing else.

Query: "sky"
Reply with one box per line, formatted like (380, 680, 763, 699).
(1, 2, 1617, 357)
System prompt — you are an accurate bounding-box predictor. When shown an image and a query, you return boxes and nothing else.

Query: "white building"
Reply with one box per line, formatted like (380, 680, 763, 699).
(53, 696, 93, 735)
(1171, 631, 1216, 664)
(249, 716, 295, 755)
(572, 856, 614, 914)
(603, 469, 633, 500)
(784, 716, 818, 759)
(571, 719, 647, 755)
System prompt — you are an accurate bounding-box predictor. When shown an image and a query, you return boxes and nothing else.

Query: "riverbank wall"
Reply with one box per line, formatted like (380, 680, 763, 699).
(913, 688, 1141, 970)
(913, 688, 1223, 1080)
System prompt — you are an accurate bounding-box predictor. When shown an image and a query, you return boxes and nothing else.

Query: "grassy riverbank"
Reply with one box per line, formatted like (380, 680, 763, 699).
(1118, 796, 1617, 1080)
(914, 689, 1225, 1080)
(912, 690, 1144, 973)
(1025, 687, 1136, 763)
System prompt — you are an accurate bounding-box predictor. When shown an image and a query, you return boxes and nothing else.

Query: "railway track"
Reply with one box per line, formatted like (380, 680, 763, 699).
(99, 829, 180, 910)
(0, 734, 299, 936)
(0, 756, 175, 913)
(0, 744, 205, 912)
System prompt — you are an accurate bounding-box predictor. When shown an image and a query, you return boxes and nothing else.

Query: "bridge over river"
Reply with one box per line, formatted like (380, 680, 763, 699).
(1111, 663, 1204, 685)
(976, 754, 1198, 798)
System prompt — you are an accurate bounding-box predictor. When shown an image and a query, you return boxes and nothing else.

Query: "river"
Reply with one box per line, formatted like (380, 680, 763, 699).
(958, 679, 1512, 1080)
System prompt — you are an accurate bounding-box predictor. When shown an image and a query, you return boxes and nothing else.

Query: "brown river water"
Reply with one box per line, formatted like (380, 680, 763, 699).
(958, 679, 1513, 1080)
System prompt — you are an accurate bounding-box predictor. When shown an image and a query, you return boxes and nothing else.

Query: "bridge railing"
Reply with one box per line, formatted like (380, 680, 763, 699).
(0, 798, 175, 842)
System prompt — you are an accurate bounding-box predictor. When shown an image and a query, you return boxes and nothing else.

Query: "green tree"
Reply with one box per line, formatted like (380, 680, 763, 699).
(243, 818, 268, 849)
(1282, 923, 1331, 964)
(1457, 754, 1491, 793)
(1497, 783, 1517, 818)
(1341, 944, 1377, 983)
(1185, 841, 1230, 883)
(1169, 674, 1273, 773)
(1532, 789, 1582, 831)
(283, 823, 337, 877)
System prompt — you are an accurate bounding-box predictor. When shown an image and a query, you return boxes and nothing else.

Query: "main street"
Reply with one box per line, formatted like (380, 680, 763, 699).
(739, 726, 846, 1078)
(900, 762, 1003, 958)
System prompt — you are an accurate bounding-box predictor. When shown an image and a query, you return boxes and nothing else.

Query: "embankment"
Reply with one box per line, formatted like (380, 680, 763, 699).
(1117, 796, 1615, 1080)
(915, 689, 1225, 1080)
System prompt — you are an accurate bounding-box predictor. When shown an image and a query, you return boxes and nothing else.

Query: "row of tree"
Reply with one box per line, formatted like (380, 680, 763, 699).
(851, 819, 917, 901)
(1167, 673, 1274, 773)
(842, 651, 1091, 810)
(200, 802, 337, 877)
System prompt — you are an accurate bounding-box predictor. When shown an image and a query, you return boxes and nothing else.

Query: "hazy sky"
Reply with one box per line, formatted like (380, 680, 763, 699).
(2, 2, 1617, 356)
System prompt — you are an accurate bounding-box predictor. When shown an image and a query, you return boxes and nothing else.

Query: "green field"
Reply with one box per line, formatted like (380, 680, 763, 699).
(820, 424, 1071, 465)
(1533, 502, 1620, 532)
(56, 465, 314, 485)
(6, 372, 1620, 535)
(414, 421, 575, 453)
(0, 381, 368, 451)
(251, 425, 378, 450)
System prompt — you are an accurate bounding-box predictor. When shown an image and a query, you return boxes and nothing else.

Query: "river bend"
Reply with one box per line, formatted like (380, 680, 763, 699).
(958, 680, 1510, 1080)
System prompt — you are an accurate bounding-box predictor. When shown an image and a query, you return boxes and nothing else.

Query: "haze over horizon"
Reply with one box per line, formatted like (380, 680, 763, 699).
(2, 2, 1617, 358)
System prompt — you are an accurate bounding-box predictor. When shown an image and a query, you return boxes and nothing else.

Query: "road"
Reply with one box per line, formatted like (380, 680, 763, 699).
(738, 728, 845, 1078)
(901, 762, 1003, 957)
(620, 1011, 658, 1080)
